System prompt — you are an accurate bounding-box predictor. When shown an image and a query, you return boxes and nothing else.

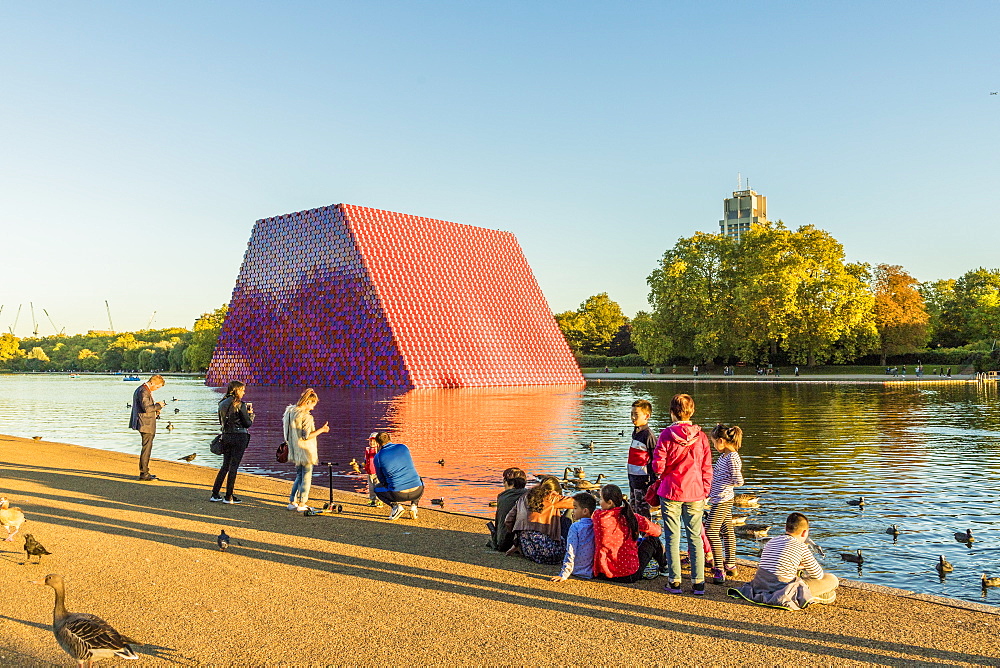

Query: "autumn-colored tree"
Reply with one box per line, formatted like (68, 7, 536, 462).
(872, 264, 930, 365)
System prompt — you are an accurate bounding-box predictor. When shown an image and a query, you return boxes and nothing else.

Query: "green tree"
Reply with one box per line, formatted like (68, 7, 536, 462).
(183, 305, 228, 372)
(0, 333, 21, 363)
(554, 293, 629, 355)
(645, 232, 736, 362)
(631, 311, 672, 364)
(919, 279, 964, 348)
(780, 227, 877, 366)
(952, 268, 1000, 344)
(872, 264, 930, 365)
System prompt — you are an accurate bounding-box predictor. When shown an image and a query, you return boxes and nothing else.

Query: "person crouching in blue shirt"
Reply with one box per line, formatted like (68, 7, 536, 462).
(372, 432, 424, 521)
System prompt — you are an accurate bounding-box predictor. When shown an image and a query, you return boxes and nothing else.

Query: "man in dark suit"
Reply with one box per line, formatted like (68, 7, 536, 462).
(129, 374, 166, 481)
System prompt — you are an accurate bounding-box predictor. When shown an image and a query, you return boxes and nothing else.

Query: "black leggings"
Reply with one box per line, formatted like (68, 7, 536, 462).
(705, 501, 736, 568)
(375, 485, 425, 505)
(212, 433, 250, 499)
(598, 535, 666, 584)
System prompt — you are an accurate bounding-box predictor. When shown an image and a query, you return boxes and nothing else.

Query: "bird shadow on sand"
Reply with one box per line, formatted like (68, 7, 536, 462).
(3, 463, 1000, 667)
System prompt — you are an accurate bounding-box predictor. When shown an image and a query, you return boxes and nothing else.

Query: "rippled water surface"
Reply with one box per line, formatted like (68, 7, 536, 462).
(1, 373, 998, 605)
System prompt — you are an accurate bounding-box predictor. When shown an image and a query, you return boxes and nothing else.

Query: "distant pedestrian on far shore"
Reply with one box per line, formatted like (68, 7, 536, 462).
(947, 367, 952, 378)
(129, 374, 166, 481)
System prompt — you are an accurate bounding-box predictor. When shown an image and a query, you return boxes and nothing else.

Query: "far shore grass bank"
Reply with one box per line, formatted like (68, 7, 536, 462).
(1, 433, 998, 665)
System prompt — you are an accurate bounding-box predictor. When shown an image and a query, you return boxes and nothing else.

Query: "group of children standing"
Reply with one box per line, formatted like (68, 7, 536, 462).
(487, 392, 839, 609)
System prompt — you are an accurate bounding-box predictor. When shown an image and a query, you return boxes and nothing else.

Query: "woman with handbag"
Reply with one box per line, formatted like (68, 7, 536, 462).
(283, 388, 329, 511)
(211, 381, 255, 504)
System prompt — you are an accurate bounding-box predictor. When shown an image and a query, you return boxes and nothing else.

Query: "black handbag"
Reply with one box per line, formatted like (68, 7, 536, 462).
(276, 442, 289, 463)
(210, 434, 225, 455)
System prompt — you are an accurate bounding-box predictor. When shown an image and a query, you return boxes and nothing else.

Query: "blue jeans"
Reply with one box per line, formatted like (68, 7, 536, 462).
(661, 498, 706, 584)
(289, 464, 313, 505)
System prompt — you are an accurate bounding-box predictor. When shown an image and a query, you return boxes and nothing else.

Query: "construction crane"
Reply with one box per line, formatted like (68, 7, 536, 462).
(29, 302, 39, 337)
(43, 309, 64, 335)
(105, 300, 116, 335)
(146, 310, 157, 330)
(9, 304, 21, 335)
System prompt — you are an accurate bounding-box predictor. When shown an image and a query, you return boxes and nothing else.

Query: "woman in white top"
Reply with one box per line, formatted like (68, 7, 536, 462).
(282, 388, 330, 511)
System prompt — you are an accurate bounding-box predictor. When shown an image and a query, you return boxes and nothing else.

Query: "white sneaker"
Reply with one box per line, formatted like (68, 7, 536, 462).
(409, 504, 419, 520)
(286, 503, 299, 510)
(297, 505, 312, 512)
(388, 504, 405, 521)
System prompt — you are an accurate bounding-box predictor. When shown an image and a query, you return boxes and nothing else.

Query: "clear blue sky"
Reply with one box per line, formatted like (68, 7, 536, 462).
(2, 1, 997, 336)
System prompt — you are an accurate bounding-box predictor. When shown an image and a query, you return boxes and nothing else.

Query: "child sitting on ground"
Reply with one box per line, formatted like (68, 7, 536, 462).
(503, 476, 575, 564)
(734, 512, 839, 610)
(592, 484, 665, 583)
(487, 467, 528, 552)
(706, 424, 744, 584)
(551, 492, 597, 581)
(627, 399, 658, 519)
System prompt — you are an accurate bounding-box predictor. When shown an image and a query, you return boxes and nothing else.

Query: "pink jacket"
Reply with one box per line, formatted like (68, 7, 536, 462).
(651, 422, 712, 502)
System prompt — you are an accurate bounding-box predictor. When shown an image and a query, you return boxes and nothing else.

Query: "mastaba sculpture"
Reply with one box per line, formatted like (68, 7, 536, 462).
(206, 203, 583, 388)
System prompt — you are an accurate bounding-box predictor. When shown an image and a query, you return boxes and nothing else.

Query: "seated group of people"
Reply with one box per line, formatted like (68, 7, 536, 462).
(487, 468, 837, 610)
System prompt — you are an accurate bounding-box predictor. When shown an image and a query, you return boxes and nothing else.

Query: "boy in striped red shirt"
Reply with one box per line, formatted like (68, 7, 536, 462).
(627, 399, 657, 518)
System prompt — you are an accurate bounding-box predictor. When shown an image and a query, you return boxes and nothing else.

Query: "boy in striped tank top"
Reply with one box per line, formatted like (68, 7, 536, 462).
(737, 512, 839, 609)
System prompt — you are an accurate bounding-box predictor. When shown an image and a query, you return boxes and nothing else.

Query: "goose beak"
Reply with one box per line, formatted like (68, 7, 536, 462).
(30, 578, 45, 585)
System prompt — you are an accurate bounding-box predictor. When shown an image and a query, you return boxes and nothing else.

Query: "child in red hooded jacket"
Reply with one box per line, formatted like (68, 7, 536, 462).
(651, 393, 713, 595)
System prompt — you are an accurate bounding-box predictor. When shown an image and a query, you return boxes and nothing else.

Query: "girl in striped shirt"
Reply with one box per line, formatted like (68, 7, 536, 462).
(706, 424, 744, 584)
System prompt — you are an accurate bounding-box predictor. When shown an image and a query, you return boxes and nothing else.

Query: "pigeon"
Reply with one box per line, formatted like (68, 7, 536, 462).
(31, 436, 42, 441)
(24, 533, 51, 564)
(935, 555, 953, 575)
(840, 550, 863, 565)
(0, 497, 26, 541)
(349, 459, 362, 474)
(178, 453, 197, 462)
(955, 529, 974, 544)
(436, 459, 445, 466)
(217, 529, 230, 552)
(847, 496, 866, 507)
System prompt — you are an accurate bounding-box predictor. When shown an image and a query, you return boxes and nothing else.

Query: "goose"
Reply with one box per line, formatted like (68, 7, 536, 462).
(581, 441, 595, 450)
(34, 573, 139, 667)
(561, 467, 586, 484)
(566, 474, 607, 491)
(731, 515, 748, 526)
(735, 523, 770, 540)
(886, 524, 900, 539)
(733, 494, 760, 508)
(935, 555, 953, 575)
(846, 496, 866, 507)
(0, 497, 26, 541)
(165, 422, 175, 431)
(431, 498, 445, 506)
(982, 573, 1000, 589)
(618, 430, 625, 437)
(436, 459, 445, 466)
(488, 500, 498, 508)
(840, 550, 864, 565)
(32, 436, 43, 441)
(173, 408, 180, 414)
(954, 529, 974, 544)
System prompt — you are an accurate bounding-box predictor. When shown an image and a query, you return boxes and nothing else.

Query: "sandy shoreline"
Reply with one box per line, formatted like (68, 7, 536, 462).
(1, 433, 998, 666)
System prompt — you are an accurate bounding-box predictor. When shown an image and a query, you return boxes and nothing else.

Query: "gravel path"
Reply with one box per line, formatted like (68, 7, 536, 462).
(1, 434, 997, 667)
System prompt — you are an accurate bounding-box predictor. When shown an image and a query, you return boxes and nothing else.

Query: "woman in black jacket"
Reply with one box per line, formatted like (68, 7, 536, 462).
(211, 381, 254, 504)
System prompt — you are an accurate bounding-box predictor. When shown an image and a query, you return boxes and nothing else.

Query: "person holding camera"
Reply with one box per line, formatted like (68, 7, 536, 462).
(210, 380, 255, 504)
(129, 374, 167, 481)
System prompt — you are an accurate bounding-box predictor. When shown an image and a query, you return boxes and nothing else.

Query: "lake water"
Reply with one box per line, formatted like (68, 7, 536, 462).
(1, 372, 998, 606)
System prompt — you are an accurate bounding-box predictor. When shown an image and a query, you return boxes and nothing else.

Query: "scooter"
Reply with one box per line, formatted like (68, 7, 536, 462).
(303, 462, 344, 516)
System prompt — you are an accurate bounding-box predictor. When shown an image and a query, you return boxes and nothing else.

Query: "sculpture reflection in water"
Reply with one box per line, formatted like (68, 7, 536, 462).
(235, 384, 583, 511)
